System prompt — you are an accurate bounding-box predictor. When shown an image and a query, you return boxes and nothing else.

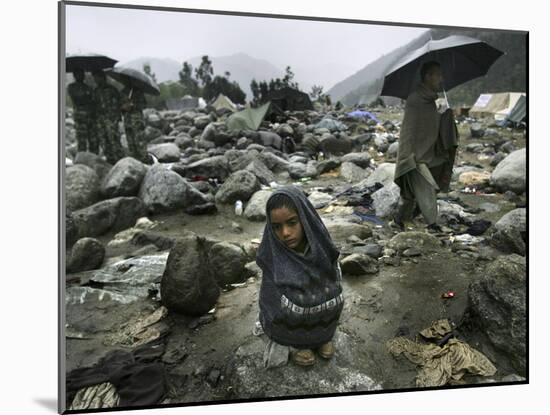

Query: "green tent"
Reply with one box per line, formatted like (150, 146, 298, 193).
(506, 94, 527, 124)
(211, 93, 237, 113)
(226, 102, 271, 132)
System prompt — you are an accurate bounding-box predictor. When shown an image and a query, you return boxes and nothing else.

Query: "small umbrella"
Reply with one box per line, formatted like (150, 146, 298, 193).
(106, 66, 160, 96)
(381, 35, 504, 103)
(66, 53, 117, 72)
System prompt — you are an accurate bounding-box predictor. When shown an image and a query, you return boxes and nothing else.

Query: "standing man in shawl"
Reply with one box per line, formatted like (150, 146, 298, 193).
(121, 86, 148, 163)
(67, 68, 98, 153)
(392, 61, 458, 232)
(92, 69, 124, 165)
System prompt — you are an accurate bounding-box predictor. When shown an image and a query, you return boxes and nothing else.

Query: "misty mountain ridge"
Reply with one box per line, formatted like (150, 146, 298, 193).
(121, 53, 286, 99)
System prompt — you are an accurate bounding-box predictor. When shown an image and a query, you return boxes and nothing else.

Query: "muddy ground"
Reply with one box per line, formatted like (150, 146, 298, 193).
(65, 111, 526, 407)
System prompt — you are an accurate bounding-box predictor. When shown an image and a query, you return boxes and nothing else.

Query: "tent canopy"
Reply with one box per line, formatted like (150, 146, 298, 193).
(506, 94, 527, 124)
(211, 93, 237, 112)
(226, 102, 271, 132)
(263, 87, 313, 112)
(470, 92, 526, 120)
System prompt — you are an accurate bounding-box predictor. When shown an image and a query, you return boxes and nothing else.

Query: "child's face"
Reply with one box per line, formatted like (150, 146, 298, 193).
(270, 207, 306, 251)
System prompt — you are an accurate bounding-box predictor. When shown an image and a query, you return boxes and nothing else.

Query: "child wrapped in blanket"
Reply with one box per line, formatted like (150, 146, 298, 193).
(256, 185, 344, 366)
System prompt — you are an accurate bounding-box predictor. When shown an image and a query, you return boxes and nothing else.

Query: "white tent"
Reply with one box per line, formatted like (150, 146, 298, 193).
(470, 92, 526, 120)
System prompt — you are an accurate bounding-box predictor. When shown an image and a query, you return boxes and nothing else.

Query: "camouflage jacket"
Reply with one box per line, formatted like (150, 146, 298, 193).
(67, 81, 94, 111)
(94, 83, 121, 120)
(121, 87, 146, 115)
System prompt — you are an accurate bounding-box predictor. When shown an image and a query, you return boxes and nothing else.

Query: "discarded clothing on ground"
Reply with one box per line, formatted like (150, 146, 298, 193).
(69, 382, 120, 410)
(66, 341, 167, 408)
(314, 117, 348, 132)
(386, 319, 496, 387)
(466, 219, 492, 236)
(104, 306, 170, 347)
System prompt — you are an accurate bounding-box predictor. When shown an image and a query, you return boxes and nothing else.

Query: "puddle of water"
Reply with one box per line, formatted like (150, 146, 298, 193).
(66, 253, 169, 305)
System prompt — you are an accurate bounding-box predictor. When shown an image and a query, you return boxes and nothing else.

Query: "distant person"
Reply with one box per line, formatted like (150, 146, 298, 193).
(92, 69, 124, 165)
(256, 186, 344, 366)
(67, 68, 97, 153)
(392, 61, 458, 232)
(121, 86, 148, 163)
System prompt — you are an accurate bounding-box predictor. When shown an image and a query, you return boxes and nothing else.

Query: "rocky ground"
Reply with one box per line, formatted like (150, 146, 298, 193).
(64, 103, 527, 408)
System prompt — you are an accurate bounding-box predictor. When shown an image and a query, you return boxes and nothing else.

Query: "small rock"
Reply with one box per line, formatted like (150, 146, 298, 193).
(206, 369, 221, 387)
(231, 221, 243, 233)
(340, 253, 379, 275)
(470, 123, 485, 138)
(67, 237, 105, 273)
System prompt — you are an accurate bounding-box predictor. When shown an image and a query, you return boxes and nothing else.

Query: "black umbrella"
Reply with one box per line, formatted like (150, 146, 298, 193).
(381, 35, 504, 101)
(66, 53, 117, 72)
(106, 66, 160, 96)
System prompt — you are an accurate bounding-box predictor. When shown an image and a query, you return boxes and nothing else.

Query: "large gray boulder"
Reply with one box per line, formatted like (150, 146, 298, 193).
(66, 164, 100, 211)
(388, 231, 441, 253)
(494, 208, 526, 234)
(258, 151, 290, 173)
(257, 131, 283, 150)
(215, 170, 261, 204)
(245, 159, 276, 185)
(208, 242, 250, 286)
(319, 135, 352, 156)
(288, 161, 318, 180)
(371, 183, 401, 218)
(489, 208, 526, 255)
(67, 237, 105, 273)
(341, 152, 371, 169)
(72, 197, 146, 238)
(148, 143, 181, 162)
(308, 191, 333, 209)
(139, 164, 208, 213)
(340, 162, 368, 182)
(74, 151, 112, 181)
(161, 235, 220, 316)
(323, 217, 373, 241)
(316, 159, 342, 175)
(363, 163, 395, 187)
(490, 148, 526, 194)
(244, 190, 273, 221)
(182, 155, 231, 180)
(101, 157, 147, 198)
(463, 254, 526, 373)
(387, 142, 399, 159)
(193, 115, 212, 129)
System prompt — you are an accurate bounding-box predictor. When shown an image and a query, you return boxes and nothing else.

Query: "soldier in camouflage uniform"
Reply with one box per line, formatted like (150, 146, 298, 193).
(92, 70, 124, 165)
(67, 68, 97, 153)
(121, 86, 148, 163)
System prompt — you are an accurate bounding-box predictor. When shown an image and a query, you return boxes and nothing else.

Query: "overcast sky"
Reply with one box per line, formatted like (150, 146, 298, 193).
(65, 4, 429, 89)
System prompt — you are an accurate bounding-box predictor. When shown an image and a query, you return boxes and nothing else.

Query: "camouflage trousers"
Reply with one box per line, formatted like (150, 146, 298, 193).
(124, 112, 148, 163)
(96, 116, 124, 165)
(74, 109, 98, 153)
